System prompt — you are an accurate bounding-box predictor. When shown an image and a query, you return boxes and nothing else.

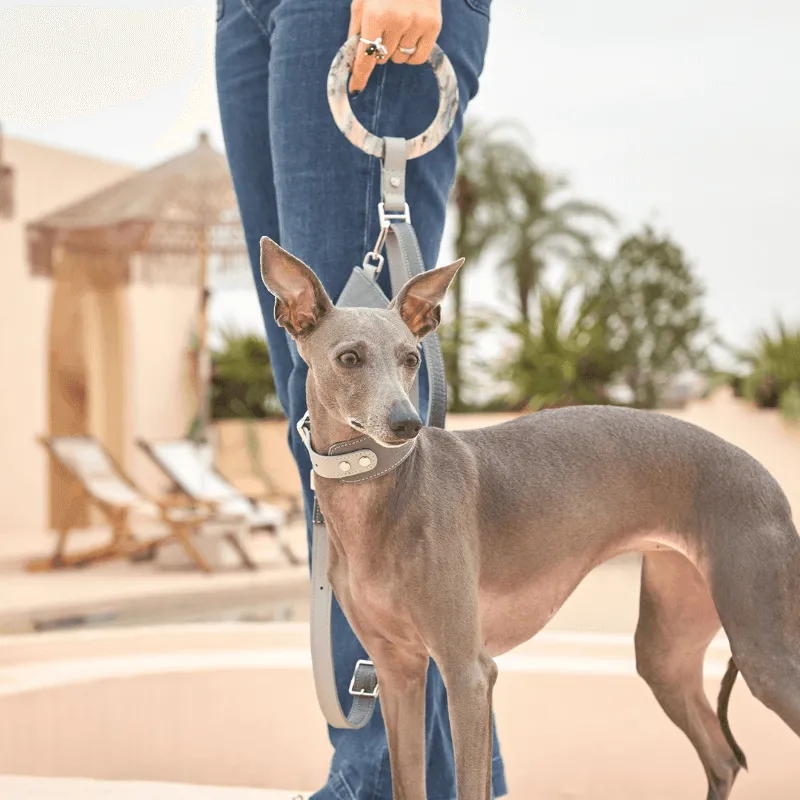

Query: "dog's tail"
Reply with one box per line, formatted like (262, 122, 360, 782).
(717, 657, 748, 770)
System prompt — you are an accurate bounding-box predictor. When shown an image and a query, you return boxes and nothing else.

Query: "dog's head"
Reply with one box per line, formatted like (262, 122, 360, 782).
(259, 236, 462, 446)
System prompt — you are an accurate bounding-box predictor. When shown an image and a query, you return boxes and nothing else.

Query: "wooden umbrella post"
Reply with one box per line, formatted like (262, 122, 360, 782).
(0, 122, 14, 219)
(196, 223, 212, 443)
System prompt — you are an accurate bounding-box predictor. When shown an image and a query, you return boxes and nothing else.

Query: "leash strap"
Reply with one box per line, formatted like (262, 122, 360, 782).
(385, 220, 448, 429)
(310, 499, 379, 729)
(308, 136, 447, 730)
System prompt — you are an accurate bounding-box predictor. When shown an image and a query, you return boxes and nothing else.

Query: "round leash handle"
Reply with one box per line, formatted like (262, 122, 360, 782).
(327, 35, 459, 159)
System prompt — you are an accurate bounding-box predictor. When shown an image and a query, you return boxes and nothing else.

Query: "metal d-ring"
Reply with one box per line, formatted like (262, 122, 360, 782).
(326, 35, 459, 160)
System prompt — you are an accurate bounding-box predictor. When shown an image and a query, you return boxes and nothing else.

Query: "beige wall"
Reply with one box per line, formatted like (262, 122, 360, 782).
(127, 278, 198, 497)
(215, 419, 302, 500)
(0, 139, 134, 533)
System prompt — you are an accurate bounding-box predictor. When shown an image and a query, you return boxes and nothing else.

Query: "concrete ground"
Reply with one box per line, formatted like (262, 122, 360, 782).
(0, 521, 311, 634)
(0, 516, 642, 637)
(0, 776, 302, 799)
(4, 555, 800, 799)
(1, 614, 798, 799)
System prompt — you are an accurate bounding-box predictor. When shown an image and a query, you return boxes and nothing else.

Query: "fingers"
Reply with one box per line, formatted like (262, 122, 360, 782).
(406, 24, 439, 66)
(391, 33, 421, 65)
(347, 0, 362, 38)
(349, 15, 384, 94)
(377, 13, 406, 58)
(347, 0, 443, 92)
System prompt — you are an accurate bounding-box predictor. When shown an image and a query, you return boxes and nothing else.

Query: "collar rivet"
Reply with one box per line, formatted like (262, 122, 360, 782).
(339, 461, 352, 472)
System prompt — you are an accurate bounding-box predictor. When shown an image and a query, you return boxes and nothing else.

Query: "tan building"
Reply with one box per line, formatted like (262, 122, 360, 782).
(0, 137, 200, 534)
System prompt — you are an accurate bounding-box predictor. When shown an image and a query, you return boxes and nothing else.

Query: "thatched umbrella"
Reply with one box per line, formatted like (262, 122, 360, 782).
(28, 132, 248, 441)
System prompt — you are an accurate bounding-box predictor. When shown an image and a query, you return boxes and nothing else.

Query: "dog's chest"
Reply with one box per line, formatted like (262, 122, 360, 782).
(320, 489, 424, 644)
(328, 537, 420, 646)
(335, 573, 420, 651)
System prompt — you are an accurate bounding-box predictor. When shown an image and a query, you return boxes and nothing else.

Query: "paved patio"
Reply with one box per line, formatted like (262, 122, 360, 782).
(0, 776, 303, 799)
(0, 521, 311, 634)
(2, 617, 798, 799)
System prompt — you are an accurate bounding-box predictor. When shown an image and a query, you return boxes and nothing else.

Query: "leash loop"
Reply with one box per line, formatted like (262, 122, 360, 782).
(327, 36, 458, 159)
(310, 499, 380, 729)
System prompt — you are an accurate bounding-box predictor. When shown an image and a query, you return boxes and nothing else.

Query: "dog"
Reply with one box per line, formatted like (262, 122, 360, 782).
(259, 236, 800, 799)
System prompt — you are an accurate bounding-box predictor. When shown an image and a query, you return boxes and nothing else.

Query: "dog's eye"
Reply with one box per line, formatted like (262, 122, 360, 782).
(405, 352, 420, 368)
(338, 351, 360, 366)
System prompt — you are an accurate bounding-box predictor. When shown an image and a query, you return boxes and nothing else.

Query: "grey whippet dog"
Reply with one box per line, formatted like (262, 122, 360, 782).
(259, 235, 800, 800)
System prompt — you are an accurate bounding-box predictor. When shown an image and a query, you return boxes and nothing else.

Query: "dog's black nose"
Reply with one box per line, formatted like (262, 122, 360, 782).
(388, 402, 422, 440)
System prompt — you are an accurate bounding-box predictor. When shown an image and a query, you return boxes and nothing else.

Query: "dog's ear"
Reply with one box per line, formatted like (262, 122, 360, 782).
(390, 259, 464, 339)
(260, 237, 333, 339)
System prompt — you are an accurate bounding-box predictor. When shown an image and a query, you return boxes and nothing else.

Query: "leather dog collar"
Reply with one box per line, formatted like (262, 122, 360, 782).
(297, 412, 416, 484)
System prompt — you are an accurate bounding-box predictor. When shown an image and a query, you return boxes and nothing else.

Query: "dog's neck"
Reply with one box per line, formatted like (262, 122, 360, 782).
(304, 381, 399, 546)
(305, 382, 361, 455)
(304, 381, 409, 571)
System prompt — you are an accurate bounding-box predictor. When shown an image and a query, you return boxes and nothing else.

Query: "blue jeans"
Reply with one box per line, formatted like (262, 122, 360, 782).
(216, 1, 506, 797)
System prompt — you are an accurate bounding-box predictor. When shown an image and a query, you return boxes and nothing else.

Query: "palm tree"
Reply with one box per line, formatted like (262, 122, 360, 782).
(503, 173, 615, 324)
(447, 120, 537, 410)
(448, 121, 614, 408)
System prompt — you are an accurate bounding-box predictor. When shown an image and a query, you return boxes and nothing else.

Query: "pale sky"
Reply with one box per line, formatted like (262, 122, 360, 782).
(2, 0, 799, 354)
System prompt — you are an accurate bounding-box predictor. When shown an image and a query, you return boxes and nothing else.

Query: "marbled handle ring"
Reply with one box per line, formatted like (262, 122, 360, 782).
(327, 36, 459, 160)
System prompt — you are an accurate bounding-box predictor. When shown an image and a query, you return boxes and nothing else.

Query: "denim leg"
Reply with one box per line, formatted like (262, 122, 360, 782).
(216, 0, 294, 416)
(217, 0, 505, 797)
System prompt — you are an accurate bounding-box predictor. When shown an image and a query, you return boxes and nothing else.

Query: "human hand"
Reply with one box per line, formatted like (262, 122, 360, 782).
(348, 0, 443, 93)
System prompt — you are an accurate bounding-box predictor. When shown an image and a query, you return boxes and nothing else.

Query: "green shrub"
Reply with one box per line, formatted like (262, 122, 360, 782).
(211, 331, 282, 420)
(739, 319, 800, 415)
(779, 384, 800, 423)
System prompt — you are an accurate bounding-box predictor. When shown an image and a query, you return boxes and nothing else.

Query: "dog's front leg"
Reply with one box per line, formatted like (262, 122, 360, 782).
(440, 651, 497, 800)
(370, 642, 430, 799)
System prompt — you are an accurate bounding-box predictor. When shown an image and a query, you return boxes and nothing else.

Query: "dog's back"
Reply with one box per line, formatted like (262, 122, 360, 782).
(417, 405, 793, 571)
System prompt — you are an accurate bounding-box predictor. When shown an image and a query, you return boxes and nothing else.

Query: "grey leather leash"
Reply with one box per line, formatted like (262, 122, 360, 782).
(306, 37, 458, 730)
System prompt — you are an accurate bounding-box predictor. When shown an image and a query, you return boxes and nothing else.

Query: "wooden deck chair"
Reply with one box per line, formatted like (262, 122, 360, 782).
(137, 438, 302, 565)
(31, 436, 226, 574)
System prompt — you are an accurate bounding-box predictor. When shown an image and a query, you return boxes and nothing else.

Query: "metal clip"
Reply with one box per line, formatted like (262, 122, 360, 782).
(378, 201, 410, 226)
(360, 202, 411, 278)
(361, 250, 385, 275)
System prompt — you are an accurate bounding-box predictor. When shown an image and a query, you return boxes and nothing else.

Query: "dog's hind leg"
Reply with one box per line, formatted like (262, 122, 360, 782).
(711, 518, 800, 739)
(635, 551, 744, 800)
